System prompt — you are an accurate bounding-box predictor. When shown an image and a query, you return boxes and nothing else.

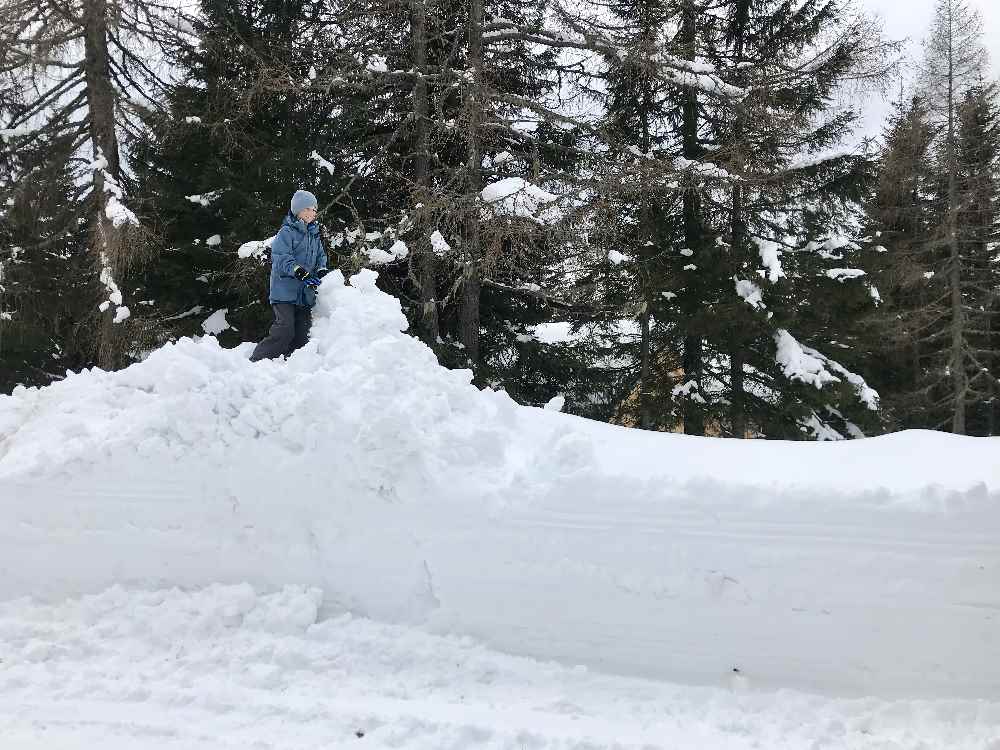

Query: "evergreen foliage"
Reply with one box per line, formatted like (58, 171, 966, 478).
(2, 0, 997, 440)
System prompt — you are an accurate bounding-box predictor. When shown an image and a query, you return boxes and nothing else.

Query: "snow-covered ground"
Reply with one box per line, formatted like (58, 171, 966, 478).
(1, 270, 998, 747)
(2, 584, 998, 750)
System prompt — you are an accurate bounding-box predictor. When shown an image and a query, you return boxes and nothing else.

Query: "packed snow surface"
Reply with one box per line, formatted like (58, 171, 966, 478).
(1, 270, 998, 713)
(2, 585, 997, 750)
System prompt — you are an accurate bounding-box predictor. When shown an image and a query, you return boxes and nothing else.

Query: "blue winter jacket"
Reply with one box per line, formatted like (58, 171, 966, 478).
(269, 213, 328, 307)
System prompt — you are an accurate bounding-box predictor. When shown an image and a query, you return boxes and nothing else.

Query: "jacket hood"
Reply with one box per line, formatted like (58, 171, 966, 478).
(283, 212, 320, 235)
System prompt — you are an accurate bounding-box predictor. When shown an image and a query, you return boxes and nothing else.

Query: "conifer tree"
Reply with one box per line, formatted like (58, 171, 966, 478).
(918, 0, 991, 433)
(863, 96, 938, 428)
(0, 138, 94, 390)
(694, 0, 892, 438)
(949, 83, 1000, 433)
(131, 0, 361, 345)
(573, 0, 890, 437)
(330, 0, 584, 388)
(0, 0, 185, 367)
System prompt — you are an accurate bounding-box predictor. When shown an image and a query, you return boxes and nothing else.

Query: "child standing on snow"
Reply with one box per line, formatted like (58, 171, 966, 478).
(250, 190, 330, 362)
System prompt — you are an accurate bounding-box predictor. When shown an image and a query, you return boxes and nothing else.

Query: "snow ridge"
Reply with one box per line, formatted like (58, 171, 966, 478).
(1, 270, 998, 700)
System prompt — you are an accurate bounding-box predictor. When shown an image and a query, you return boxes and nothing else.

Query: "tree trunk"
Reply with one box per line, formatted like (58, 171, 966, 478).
(730, 348, 746, 437)
(83, 0, 124, 369)
(410, 0, 440, 347)
(459, 0, 484, 375)
(945, 9, 966, 434)
(637, 21, 655, 430)
(638, 303, 653, 429)
(727, 0, 750, 438)
(83, 0, 120, 188)
(680, 0, 704, 436)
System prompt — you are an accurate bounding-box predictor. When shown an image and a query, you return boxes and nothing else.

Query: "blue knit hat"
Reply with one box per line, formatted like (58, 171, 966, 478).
(290, 189, 318, 216)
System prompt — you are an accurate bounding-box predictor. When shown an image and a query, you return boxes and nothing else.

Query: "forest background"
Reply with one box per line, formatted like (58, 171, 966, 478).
(2, 0, 998, 439)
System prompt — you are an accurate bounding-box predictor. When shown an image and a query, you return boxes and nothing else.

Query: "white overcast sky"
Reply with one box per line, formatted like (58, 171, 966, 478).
(857, 0, 999, 135)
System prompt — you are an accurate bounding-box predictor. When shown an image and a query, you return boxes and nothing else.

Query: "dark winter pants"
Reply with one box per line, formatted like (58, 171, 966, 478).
(250, 303, 312, 361)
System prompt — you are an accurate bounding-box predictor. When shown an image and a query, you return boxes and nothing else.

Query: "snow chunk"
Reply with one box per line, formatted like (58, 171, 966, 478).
(112, 306, 131, 325)
(544, 395, 565, 412)
(789, 146, 857, 170)
(804, 235, 859, 260)
(238, 235, 277, 260)
(90, 150, 138, 229)
(753, 238, 784, 283)
(735, 278, 764, 309)
(186, 190, 221, 207)
(206, 234, 222, 247)
(367, 239, 409, 265)
(310, 151, 336, 175)
(672, 380, 706, 404)
(674, 157, 738, 181)
(106, 196, 139, 229)
(184, 116, 202, 124)
(430, 230, 451, 256)
(480, 178, 558, 224)
(774, 330, 840, 389)
(825, 268, 865, 282)
(201, 308, 231, 336)
(802, 412, 846, 441)
(774, 329, 879, 410)
(533, 321, 573, 344)
(608, 249, 629, 266)
(97, 249, 126, 317)
(164, 305, 205, 321)
(0, 125, 34, 140)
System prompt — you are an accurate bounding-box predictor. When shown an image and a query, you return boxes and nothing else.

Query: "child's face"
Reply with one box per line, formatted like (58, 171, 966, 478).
(298, 206, 318, 223)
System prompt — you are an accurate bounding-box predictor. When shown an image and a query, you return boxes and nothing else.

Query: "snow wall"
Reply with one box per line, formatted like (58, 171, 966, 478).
(1, 270, 998, 700)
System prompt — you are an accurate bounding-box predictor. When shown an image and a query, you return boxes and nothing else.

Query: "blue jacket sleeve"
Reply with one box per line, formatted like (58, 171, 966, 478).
(315, 238, 328, 273)
(271, 227, 299, 278)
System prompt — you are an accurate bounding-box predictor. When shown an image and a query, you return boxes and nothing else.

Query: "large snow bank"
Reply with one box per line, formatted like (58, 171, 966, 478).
(0, 270, 998, 699)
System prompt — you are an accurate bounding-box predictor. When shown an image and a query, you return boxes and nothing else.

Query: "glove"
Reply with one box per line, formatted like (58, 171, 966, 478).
(303, 275, 322, 287)
(315, 268, 331, 279)
(293, 266, 309, 281)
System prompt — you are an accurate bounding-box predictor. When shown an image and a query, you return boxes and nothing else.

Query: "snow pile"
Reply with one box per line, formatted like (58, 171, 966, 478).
(1, 584, 996, 750)
(1, 270, 998, 700)
(0, 270, 515, 493)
